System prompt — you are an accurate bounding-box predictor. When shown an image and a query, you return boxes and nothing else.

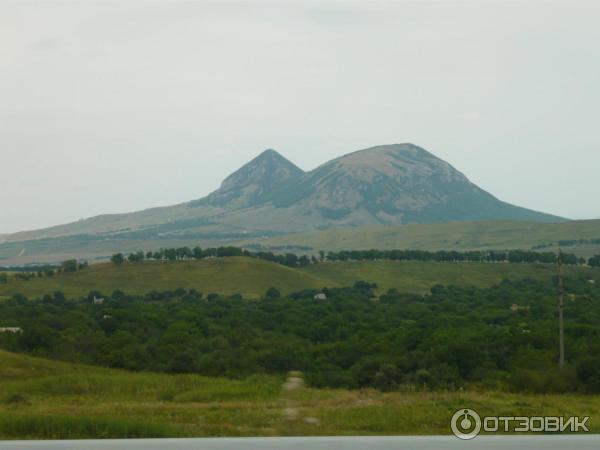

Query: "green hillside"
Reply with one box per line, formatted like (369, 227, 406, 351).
(1, 144, 565, 249)
(2, 256, 598, 299)
(2, 219, 599, 266)
(300, 260, 597, 294)
(0, 257, 329, 299)
(244, 220, 600, 257)
(1, 349, 600, 439)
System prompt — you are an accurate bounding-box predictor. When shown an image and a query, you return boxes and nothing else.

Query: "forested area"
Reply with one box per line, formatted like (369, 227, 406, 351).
(1, 276, 599, 394)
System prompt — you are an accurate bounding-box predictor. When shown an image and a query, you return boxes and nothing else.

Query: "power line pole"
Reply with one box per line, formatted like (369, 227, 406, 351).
(557, 250, 565, 370)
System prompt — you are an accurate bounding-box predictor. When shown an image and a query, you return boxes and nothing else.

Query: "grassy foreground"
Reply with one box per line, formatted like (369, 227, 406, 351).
(2, 257, 598, 299)
(0, 350, 599, 439)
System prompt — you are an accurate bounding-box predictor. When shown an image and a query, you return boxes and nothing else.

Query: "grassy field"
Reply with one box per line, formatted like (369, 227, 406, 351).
(0, 349, 599, 439)
(1, 257, 599, 299)
(0, 257, 328, 299)
(242, 219, 600, 257)
(2, 220, 600, 266)
(300, 260, 599, 294)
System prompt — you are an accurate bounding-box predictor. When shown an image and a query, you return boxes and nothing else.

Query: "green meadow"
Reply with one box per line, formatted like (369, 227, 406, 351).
(1, 257, 600, 439)
(2, 219, 600, 266)
(300, 260, 597, 294)
(0, 257, 325, 299)
(1, 350, 599, 439)
(1, 256, 597, 299)
(243, 219, 600, 258)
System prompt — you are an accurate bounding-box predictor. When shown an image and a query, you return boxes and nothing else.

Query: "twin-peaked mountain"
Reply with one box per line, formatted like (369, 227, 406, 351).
(186, 143, 561, 230)
(5, 143, 564, 244)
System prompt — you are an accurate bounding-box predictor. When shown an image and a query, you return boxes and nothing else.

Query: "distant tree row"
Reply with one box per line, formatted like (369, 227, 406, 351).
(533, 238, 600, 250)
(112, 246, 313, 268)
(324, 249, 586, 265)
(1, 260, 88, 283)
(558, 238, 600, 247)
(110, 246, 600, 268)
(0, 264, 59, 272)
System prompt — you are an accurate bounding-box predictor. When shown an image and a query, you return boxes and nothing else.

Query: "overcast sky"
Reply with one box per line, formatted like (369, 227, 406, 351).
(1, 0, 599, 233)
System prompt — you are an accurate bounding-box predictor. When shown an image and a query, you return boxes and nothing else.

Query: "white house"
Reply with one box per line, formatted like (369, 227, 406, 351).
(314, 293, 327, 300)
(93, 296, 105, 304)
(0, 327, 22, 333)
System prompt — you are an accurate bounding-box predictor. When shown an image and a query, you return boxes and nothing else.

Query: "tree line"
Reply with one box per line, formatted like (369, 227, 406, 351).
(3, 247, 598, 285)
(323, 249, 587, 265)
(111, 246, 313, 267)
(534, 238, 600, 249)
(0, 260, 87, 283)
(110, 246, 599, 268)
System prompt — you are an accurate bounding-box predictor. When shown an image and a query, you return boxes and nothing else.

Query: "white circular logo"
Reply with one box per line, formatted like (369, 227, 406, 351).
(451, 408, 482, 440)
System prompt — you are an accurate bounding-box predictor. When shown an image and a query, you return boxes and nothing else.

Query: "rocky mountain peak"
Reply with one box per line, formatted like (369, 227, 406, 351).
(325, 143, 468, 184)
(193, 148, 304, 209)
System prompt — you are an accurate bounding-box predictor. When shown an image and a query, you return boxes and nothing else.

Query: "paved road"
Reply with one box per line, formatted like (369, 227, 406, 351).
(0, 436, 599, 450)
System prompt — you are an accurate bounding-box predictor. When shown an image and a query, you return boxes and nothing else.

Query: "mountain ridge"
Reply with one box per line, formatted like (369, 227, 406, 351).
(3, 143, 566, 245)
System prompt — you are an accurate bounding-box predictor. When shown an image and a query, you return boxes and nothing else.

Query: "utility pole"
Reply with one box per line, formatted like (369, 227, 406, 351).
(557, 250, 565, 370)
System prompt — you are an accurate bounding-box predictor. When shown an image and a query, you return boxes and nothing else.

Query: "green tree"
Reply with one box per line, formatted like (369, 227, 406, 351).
(589, 255, 600, 267)
(61, 260, 78, 273)
(110, 253, 124, 265)
(128, 251, 145, 263)
(265, 287, 281, 299)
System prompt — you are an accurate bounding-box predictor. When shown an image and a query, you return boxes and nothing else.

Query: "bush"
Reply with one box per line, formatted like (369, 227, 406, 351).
(577, 357, 600, 393)
(265, 287, 281, 299)
(110, 253, 124, 265)
(2, 394, 27, 405)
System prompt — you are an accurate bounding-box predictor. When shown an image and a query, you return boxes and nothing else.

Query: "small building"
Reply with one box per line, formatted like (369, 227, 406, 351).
(588, 279, 596, 285)
(314, 293, 327, 300)
(510, 304, 529, 312)
(0, 327, 22, 333)
(93, 296, 105, 304)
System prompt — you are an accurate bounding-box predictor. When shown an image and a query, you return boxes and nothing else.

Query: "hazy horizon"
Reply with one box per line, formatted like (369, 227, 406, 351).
(2, 0, 599, 233)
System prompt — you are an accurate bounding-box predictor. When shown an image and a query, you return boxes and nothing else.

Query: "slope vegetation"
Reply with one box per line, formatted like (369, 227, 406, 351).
(0, 257, 330, 299)
(2, 256, 598, 299)
(1, 349, 600, 438)
(244, 219, 600, 257)
(300, 260, 598, 294)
